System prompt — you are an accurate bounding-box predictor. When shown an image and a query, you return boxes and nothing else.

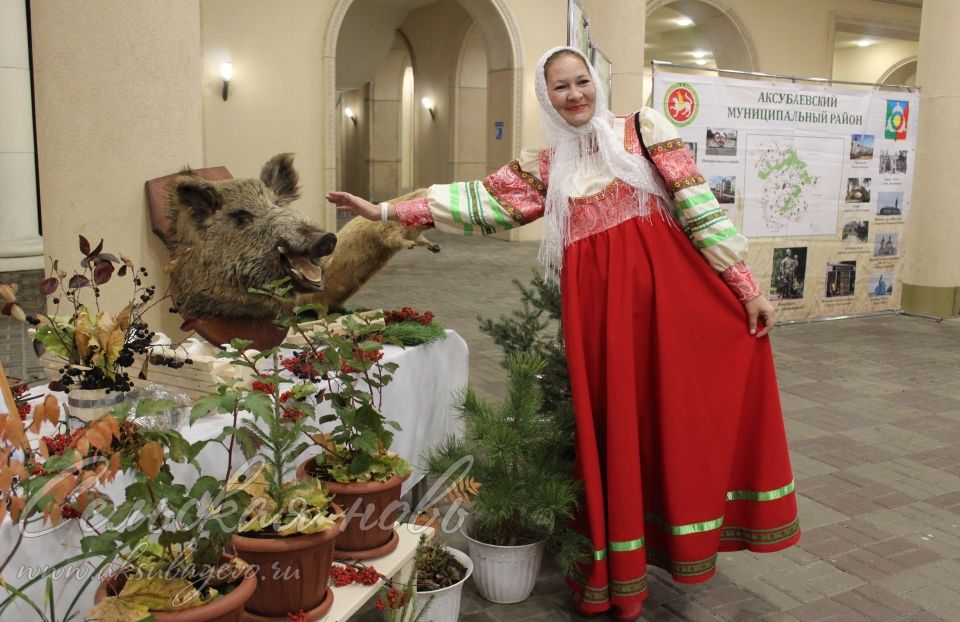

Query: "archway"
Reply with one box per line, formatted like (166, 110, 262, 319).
(646, 0, 758, 71)
(323, 0, 523, 229)
(879, 56, 917, 87)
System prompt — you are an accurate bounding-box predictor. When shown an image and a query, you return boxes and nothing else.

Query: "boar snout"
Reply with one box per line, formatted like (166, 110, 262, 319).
(311, 232, 337, 259)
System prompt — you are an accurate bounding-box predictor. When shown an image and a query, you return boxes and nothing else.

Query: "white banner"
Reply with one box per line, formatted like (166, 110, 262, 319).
(652, 70, 919, 321)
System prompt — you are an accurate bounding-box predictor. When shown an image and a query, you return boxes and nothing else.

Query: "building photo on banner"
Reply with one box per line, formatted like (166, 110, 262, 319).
(652, 68, 919, 322)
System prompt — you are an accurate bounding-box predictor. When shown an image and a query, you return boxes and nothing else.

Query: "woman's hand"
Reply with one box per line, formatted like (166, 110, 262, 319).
(326, 191, 379, 221)
(744, 295, 775, 337)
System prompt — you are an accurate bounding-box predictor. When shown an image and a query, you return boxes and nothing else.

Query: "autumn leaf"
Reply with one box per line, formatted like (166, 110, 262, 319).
(84, 594, 151, 622)
(39, 277, 59, 296)
(0, 282, 18, 303)
(120, 576, 205, 611)
(93, 260, 115, 285)
(79, 235, 91, 256)
(115, 301, 133, 332)
(107, 451, 121, 482)
(138, 441, 164, 479)
(9, 496, 25, 522)
(2, 414, 28, 449)
(74, 306, 97, 360)
(84, 426, 109, 452)
(96, 310, 126, 370)
(29, 395, 61, 434)
(0, 464, 14, 496)
(48, 472, 78, 506)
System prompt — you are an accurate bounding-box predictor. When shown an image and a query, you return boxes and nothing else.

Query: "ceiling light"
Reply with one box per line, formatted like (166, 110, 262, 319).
(856, 39, 873, 47)
(675, 16, 693, 26)
(692, 50, 706, 59)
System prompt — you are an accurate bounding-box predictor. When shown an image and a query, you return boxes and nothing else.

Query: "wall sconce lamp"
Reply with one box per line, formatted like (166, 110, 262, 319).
(344, 107, 357, 126)
(421, 97, 436, 121)
(220, 61, 233, 101)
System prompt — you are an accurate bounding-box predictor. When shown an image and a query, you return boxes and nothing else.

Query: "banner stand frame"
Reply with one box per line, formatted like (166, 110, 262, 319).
(650, 60, 930, 325)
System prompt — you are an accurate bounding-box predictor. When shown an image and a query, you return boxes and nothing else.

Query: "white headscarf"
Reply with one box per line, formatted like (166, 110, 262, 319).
(534, 46, 669, 276)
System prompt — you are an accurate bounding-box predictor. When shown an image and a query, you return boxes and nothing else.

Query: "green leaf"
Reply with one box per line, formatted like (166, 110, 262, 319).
(189, 475, 222, 501)
(349, 452, 371, 477)
(242, 391, 273, 420)
(191, 394, 224, 423)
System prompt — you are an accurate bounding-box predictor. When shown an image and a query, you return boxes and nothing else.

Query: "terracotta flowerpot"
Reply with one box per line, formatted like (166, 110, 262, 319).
(93, 561, 257, 622)
(231, 511, 342, 621)
(297, 459, 409, 559)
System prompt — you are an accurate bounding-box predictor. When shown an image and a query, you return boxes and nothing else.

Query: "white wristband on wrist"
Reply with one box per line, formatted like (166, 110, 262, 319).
(379, 202, 390, 222)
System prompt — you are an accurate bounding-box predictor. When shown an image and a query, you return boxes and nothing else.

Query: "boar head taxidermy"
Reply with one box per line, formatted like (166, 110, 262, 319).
(165, 153, 336, 320)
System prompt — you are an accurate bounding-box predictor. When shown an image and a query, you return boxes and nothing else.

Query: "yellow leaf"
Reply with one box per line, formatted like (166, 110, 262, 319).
(138, 442, 164, 479)
(85, 594, 151, 622)
(115, 301, 133, 332)
(96, 310, 126, 370)
(119, 576, 205, 611)
(74, 307, 96, 360)
(0, 283, 17, 303)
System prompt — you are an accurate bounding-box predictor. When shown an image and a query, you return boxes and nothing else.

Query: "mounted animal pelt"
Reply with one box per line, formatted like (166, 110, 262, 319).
(163, 154, 437, 323)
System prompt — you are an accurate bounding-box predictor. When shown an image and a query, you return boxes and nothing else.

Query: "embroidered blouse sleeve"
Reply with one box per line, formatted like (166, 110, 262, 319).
(393, 148, 546, 236)
(636, 107, 760, 303)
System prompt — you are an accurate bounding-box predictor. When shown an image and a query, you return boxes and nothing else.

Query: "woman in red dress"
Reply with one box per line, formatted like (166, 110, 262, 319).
(329, 46, 799, 622)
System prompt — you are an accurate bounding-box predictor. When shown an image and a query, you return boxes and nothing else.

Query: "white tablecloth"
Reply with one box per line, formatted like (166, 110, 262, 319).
(0, 331, 468, 617)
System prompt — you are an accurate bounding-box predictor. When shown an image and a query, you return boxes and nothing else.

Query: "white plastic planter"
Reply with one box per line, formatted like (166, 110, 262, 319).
(461, 528, 545, 604)
(414, 546, 474, 622)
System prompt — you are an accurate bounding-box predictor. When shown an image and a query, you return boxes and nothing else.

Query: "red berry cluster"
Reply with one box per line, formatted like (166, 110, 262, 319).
(61, 505, 82, 519)
(278, 391, 307, 422)
(375, 585, 410, 611)
(329, 563, 380, 587)
(251, 379, 274, 394)
(281, 351, 326, 379)
(12, 384, 31, 420)
(286, 611, 307, 622)
(385, 307, 435, 326)
(41, 430, 83, 456)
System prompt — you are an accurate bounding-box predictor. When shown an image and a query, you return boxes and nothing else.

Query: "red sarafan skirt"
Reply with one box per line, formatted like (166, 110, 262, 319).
(560, 188, 799, 614)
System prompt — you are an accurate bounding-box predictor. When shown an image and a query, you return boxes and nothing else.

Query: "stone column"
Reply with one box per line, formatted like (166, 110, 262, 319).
(902, 0, 960, 317)
(581, 0, 646, 112)
(0, 0, 42, 272)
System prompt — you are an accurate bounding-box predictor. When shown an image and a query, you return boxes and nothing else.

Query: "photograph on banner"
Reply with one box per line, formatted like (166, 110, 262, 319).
(844, 177, 872, 203)
(684, 141, 698, 163)
(850, 134, 874, 160)
(878, 148, 908, 175)
(868, 272, 895, 298)
(742, 133, 843, 237)
(769, 246, 807, 301)
(876, 191, 904, 216)
(706, 128, 738, 156)
(825, 260, 857, 298)
(841, 219, 869, 247)
(873, 232, 899, 258)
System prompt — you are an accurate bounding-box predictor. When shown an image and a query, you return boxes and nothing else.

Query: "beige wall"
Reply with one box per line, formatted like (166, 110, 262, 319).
(452, 25, 489, 182)
(30, 0, 203, 339)
(339, 87, 369, 199)
(400, 0, 475, 187)
(201, 0, 337, 227)
(833, 40, 918, 85)
(726, 0, 919, 79)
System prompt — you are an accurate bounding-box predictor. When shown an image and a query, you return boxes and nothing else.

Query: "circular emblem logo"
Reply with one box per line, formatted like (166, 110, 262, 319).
(664, 82, 699, 127)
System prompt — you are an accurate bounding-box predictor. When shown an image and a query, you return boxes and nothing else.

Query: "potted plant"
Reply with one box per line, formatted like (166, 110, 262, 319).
(0, 236, 192, 424)
(408, 535, 472, 622)
(191, 340, 344, 622)
(81, 413, 258, 622)
(422, 351, 582, 604)
(250, 280, 413, 559)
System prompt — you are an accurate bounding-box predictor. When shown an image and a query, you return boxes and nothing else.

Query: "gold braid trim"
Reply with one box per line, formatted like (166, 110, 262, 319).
(482, 180, 528, 224)
(646, 139, 684, 155)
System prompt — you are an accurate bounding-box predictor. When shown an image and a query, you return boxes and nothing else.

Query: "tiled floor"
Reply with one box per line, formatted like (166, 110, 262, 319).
(348, 226, 960, 621)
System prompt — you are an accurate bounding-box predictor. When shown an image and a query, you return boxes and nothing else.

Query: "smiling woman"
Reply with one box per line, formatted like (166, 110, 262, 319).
(544, 52, 597, 127)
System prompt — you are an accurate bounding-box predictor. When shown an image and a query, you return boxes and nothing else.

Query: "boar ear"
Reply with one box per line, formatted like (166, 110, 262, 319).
(260, 153, 301, 206)
(175, 177, 222, 222)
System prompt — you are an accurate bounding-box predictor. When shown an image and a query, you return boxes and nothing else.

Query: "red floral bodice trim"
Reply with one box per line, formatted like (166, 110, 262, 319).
(721, 261, 761, 303)
(483, 161, 546, 225)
